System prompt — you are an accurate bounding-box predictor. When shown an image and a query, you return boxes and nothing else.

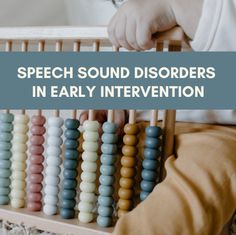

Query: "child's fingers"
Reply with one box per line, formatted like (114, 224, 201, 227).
(108, 14, 120, 48)
(79, 111, 88, 124)
(126, 19, 142, 51)
(115, 15, 133, 50)
(136, 23, 155, 50)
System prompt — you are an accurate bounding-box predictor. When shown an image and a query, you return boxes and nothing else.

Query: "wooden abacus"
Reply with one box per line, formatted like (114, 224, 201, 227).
(0, 26, 186, 235)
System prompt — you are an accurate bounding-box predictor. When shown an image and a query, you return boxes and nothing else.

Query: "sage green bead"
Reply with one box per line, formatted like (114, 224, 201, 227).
(0, 187, 10, 195)
(0, 159, 11, 168)
(0, 178, 10, 187)
(102, 122, 117, 134)
(0, 195, 10, 205)
(0, 123, 13, 132)
(0, 169, 11, 178)
(0, 142, 12, 150)
(0, 113, 14, 122)
(0, 151, 11, 159)
(0, 133, 13, 142)
(65, 119, 80, 129)
(101, 144, 117, 155)
(102, 133, 118, 144)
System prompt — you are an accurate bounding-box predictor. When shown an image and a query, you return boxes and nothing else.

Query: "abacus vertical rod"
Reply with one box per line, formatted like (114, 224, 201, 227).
(150, 110, 158, 126)
(93, 41, 100, 52)
(129, 110, 136, 124)
(37, 110, 42, 116)
(107, 110, 114, 123)
(4, 110, 10, 114)
(55, 41, 63, 52)
(72, 110, 77, 119)
(88, 110, 95, 121)
(21, 109, 26, 115)
(38, 41, 45, 52)
(54, 110, 59, 117)
(5, 41, 12, 52)
(73, 41, 81, 52)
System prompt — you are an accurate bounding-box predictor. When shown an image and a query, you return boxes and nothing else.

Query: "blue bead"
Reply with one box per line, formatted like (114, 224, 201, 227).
(145, 126, 162, 137)
(142, 159, 159, 171)
(140, 191, 149, 201)
(65, 129, 80, 139)
(65, 139, 78, 149)
(97, 215, 112, 227)
(64, 159, 78, 169)
(98, 196, 113, 207)
(63, 179, 77, 189)
(0, 133, 13, 142)
(0, 123, 13, 132)
(98, 206, 113, 217)
(0, 195, 10, 205)
(102, 122, 117, 134)
(0, 114, 14, 123)
(145, 137, 162, 149)
(144, 148, 161, 160)
(101, 144, 117, 155)
(62, 189, 76, 199)
(65, 150, 78, 160)
(99, 175, 114, 186)
(0, 187, 10, 195)
(101, 154, 117, 165)
(0, 142, 12, 150)
(100, 165, 115, 176)
(60, 208, 75, 219)
(0, 178, 10, 187)
(0, 170, 11, 178)
(99, 185, 114, 197)
(65, 119, 80, 129)
(141, 169, 157, 181)
(0, 160, 11, 169)
(141, 180, 156, 192)
(63, 169, 78, 179)
(61, 199, 76, 209)
(0, 151, 11, 160)
(102, 133, 118, 144)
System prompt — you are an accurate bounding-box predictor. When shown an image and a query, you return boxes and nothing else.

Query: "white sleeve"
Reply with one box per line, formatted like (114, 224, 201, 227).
(190, 0, 236, 51)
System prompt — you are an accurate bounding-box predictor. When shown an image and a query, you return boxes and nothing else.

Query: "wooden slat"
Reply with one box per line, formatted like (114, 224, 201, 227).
(0, 206, 113, 235)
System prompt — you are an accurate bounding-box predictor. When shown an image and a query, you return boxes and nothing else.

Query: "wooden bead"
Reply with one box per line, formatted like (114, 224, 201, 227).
(119, 177, 135, 189)
(81, 162, 97, 172)
(82, 141, 98, 152)
(61, 189, 76, 199)
(30, 126, 46, 135)
(101, 154, 116, 165)
(60, 209, 75, 219)
(30, 136, 44, 145)
(123, 135, 138, 146)
(141, 169, 157, 181)
(98, 206, 113, 217)
(141, 180, 156, 192)
(0, 133, 12, 142)
(80, 182, 96, 193)
(142, 159, 159, 171)
(98, 196, 113, 207)
(82, 152, 98, 162)
(118, 209, 128, 218)
(144, 148, 161, 160)
(48, 126, 63, 136)
(145, 126, 162, 137)
(121, 156, 136, 168)
(65, 129, 80, 139)
(97, 215, 112, 227)
(80, 192, 96, 203)
(81, 172, 96, 183)
(65, 119, 80, 129)
(99, 185, 114, 197)
(47, 136, 63, 146)
(101, 133, 118, 144)
(102, 122, 117, 133)
(120, 167, 135, 178)
(83, 120, 99, 131)
(118, 188, 133, 200)
(48, 117, 64, 127)
(78, 212, 93, 223)
(64, 159, 78, 169)
(140, 191, 149, 201)
(0, 151, 11, 160)
(78, 202, 94, 212)
(100, 165, 115, 175)
(65, 150, 78, 160)
(101, 143, 117, 155)
(61, 199, 76, 209)
(63, 179, 77, 189)
(0, 113, 14, 122)
(99, 175, 115, 186)
(124, 124, 139, 135)
(65, 139, 79, 149)
(13, 133, 28, 143)
(43, 205, 57, 215)
(145, 137, 162, 149)
(63, 169, 77, 179)
(118, 199, 133, 210)
(13, 124, 28, 133)
(31, 115, 46, 126)
(83, 131, 99, 142)
(46, 156, 62, 166)
(122, 145, 137, 156)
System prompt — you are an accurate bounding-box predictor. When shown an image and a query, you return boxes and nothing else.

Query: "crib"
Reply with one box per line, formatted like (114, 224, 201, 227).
(0, 26, 188, 235)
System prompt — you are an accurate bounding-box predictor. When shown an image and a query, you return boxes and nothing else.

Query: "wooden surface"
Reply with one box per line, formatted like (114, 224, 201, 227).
(0, 206, 113, 235)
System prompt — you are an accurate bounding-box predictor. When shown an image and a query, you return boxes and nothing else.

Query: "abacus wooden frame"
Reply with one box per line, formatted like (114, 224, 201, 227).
(0, 26, 187, 235)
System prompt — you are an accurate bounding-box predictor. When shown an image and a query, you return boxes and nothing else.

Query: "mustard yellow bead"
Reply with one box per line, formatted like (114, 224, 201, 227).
(119, 177, 134, 189)
(120, 167, 135, 178)
(122, 146, 137, 157)
(118, 188, 133, 200)
(121, 156, 136, 168)
(123, 135, 138, 146)
(118, 199, 133, 210)
(124, 124, 139, 135)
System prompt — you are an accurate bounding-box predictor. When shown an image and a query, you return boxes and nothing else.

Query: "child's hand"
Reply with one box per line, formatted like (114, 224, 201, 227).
(108, 0, 203, 50)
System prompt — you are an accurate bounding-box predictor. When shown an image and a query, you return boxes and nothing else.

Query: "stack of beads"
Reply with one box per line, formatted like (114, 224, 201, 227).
(11, 111, 29, 208)
(140, 110, 162, 201)
(27, 111, 46, 211)
(118, 110, 139, 218)
(61, 111, 80, 219)
(0, 111, 14, 205)
(97, 110, 118, 227)
(43, 111, 63, 215)
(78, 110, 99, 223)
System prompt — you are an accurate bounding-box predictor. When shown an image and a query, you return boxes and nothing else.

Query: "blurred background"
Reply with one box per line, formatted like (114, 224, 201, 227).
(0, 0, 116, 26)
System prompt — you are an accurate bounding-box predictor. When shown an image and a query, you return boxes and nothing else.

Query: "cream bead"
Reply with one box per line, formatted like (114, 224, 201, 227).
(12, 153, 27, 161)
(81, 162, 97, 172)
(13, 124, 29, 133)
(11, 189, 25, 199)
(82, 142, 99, 152)
(11, 180, 26, 189)
(78, 212, 93, 223)
(80, 182, 96, 193)
(11, 199, 24, 208)
(14, 114, 29, 124)
(80, 192, 96, 203)
(81, 152, 98, 162)
(83, 120, 99, 131)
(11, 162, 26, 171)
(78, 202, 94, 212)
(83, 131, 99, 142)
(81, 172, 96, 182)
(11, 171, 26, 180)
(12, 133, 28, 143)
(12, 143, 27, 153)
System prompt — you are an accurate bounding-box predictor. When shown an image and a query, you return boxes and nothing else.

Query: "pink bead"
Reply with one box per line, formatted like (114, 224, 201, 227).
(30, 136, 44, 145)
(28, 192, 42, 202)
(31, 116, 46, 126)
(27, 202, 42, 211)
(30, 174, 43, 183)
(31, 126, 46, 135)
(30, 145, 44, 155)
(29, 164, 44, 174)
(29, 183, 42, 193)
(30, 155, 44, 164)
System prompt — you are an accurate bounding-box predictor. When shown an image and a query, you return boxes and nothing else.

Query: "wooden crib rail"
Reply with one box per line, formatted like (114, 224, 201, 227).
(0, 26, 187, 45)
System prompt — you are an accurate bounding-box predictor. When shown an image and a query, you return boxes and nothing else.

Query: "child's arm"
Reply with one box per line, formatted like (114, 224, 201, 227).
(108, 0, 203, 50)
